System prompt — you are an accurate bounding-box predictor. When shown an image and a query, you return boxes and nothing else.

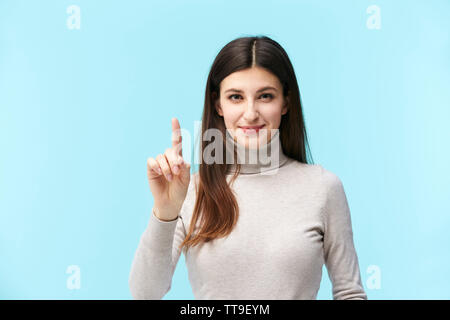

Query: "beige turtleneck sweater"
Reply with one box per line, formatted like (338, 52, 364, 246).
(129, 130, 367, 300)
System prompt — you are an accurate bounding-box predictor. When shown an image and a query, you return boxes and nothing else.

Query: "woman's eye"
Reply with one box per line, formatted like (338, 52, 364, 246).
(260, 93, 273, 100)
(228, 93, 273, 101)
(229, 94, 242, 101)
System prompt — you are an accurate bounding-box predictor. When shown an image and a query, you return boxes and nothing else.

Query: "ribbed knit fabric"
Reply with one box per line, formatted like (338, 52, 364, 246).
(129, 130, 367, 300)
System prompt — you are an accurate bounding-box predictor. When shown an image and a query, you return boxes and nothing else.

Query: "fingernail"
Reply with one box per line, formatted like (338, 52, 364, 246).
(173, 165, 179, 174)
(167, 174, 173, 181)
(157, 168, 162, 174)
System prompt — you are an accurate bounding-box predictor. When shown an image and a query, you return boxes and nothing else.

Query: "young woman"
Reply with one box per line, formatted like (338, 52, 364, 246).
(129, 36, 367, 300)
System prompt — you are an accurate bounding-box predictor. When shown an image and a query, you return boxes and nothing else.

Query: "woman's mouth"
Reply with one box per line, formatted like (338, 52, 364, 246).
(239, 125, 265, 135)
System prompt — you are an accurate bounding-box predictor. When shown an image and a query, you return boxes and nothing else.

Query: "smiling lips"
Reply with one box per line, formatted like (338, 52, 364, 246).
(239, 124, 265, 134)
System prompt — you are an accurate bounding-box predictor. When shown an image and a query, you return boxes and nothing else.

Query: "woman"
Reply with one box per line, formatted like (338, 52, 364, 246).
(129, 35, 367, 300)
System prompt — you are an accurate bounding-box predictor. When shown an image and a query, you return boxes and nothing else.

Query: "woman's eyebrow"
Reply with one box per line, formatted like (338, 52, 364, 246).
(224, 86, 278, 94)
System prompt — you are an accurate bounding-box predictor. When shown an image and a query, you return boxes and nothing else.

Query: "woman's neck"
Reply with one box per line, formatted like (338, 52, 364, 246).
(225, 129, 290, 175)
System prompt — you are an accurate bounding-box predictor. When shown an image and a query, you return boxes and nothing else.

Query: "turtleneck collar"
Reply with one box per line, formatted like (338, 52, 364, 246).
(225, 129, 290, 175)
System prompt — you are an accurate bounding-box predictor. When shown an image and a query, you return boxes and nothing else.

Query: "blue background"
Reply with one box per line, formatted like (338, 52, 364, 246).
(1, 0, 449, 299)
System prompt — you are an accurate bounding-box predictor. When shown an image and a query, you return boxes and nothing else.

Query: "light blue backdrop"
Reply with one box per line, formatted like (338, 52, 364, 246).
(1, 0, 449, 299)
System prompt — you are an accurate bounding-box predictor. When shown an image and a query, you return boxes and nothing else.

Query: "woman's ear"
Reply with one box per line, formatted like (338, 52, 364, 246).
(216, 103, 223, 116)
(282, 96, 289, 115)
(213, 93, 223, 116)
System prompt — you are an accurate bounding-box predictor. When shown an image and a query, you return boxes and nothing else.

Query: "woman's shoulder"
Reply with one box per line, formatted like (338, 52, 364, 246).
(287, 160, 343, 188)
(285, 158, 322, 177)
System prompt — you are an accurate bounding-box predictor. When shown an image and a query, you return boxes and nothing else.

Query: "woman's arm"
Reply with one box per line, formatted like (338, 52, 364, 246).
(128, 207, 187, 300)
(320, 166, 368, 300)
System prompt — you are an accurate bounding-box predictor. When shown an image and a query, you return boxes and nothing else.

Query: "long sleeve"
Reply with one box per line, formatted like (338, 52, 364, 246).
(320, 166, 367, 300)
(128, 209, 187, 299)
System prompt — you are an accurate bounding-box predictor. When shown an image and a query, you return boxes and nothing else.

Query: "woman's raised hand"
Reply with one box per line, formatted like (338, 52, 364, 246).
(147, 118, 191, 221)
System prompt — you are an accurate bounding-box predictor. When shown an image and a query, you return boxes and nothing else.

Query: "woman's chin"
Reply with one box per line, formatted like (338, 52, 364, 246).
(236, 135, 268, 149)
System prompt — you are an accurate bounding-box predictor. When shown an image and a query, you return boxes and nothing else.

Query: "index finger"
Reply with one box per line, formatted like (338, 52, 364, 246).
(171, 117, 182, 157)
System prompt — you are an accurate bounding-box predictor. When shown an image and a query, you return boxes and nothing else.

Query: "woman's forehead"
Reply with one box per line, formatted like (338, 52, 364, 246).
(220, 68, 281, 92)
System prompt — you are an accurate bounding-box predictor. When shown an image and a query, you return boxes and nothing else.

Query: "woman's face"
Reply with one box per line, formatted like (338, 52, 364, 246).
(215, 66, 288, 149)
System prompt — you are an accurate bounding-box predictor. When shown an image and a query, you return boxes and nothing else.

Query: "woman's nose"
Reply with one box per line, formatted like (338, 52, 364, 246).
(243, 101, 259, 121)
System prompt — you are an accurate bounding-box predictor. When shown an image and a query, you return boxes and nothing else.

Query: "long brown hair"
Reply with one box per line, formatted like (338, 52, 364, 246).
(178, 35, 314, 253)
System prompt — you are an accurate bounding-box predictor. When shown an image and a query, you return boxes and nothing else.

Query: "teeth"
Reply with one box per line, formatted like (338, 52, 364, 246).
(242, 126, 263, 129)
(242, 127, 261, 134)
